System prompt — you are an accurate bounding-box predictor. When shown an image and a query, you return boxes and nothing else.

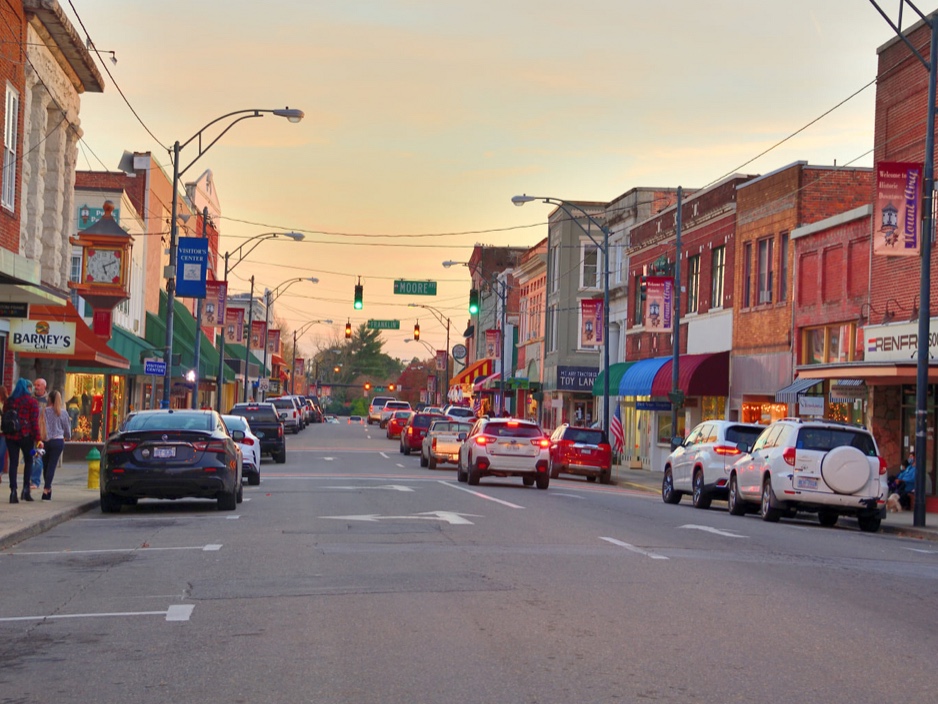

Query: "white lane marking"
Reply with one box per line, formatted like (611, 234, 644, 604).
(321, 511, 481, 525)
(0, 604, 195, 623)
(905, 547, 938, 554)
(323, 457, 335, 461)
(550, 493, 584, 499)
(600, 536, 669, 560)
(396, 463, 405, 468)
(380, 452, 389, 459)
(226, 515, 240, 520)
(4, 545, 223, 556)
(439, 481, 525, 509)
(678, 524, 747, 539)
(324, 485, 415, 492)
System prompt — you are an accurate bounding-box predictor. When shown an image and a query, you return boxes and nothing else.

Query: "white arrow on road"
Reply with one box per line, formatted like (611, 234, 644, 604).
(679, 524, 747, 538)
(321, 511, 481, 525)
(323, 485, 415, 492)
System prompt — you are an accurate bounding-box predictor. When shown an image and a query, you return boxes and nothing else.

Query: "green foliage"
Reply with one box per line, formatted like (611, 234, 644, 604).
(350, 397, 368, 416)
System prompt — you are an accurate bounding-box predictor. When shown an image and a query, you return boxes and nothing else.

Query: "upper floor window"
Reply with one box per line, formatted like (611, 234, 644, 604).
(547, 304, 558, 352)
(614, 243, 624, 284)
(550, 243, 560, 293)
(634, 274, 644, 325)
(2, 83, 19, 211)
(581, 244, 599, 288)
(743, 242, 752, 307)
(757, 237, 774, 304)
(779, 232, 789, 302)
(711, 246, 725, 308)
(686, 254, 701, 314)
(802, 323, 855, 364)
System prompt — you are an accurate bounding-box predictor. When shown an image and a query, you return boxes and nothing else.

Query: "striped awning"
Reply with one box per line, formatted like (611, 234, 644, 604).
(473, 372, 501, 391)
(775, 377, 822, 403)
(830, 379, 866, 403)
(450, 357, 493, 387)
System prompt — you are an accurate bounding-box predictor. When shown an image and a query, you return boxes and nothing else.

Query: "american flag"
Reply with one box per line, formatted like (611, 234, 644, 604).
(472, 394, 482, 416)
(610, 403, 624, 454)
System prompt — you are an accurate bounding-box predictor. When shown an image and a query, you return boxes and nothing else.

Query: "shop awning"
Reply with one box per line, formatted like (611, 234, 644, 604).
(450, 358, 493, 387)
(27, 302, 129, 369)
(199, 333, 235, 382)
(67, 325, 156, 376)
(592, 362, 635, 397)
(619, 357, 670, 396)
(650, 351, 730, 397)
(796, 362, 938, 383)
(473, 372, 500, 391)
(830, 379, 866, 403)
(224, 343, 269, 377)
(775, 377, 822, 403)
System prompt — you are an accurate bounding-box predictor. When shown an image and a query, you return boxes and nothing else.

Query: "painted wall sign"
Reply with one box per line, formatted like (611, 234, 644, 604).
(556, 365, 599, 391)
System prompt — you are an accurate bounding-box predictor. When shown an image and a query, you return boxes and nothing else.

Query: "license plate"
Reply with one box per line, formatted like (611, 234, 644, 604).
(795, 476, 818, 490)
(581, 448, 593, 455)
(154, 446, 176, 459)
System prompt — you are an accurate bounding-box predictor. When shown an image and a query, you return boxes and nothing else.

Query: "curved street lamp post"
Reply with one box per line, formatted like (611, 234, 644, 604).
(291, 319, 333, 394)
(163, 107, 304, 409)
(408, 302, 452, 405)
(261, 277, 319, 400)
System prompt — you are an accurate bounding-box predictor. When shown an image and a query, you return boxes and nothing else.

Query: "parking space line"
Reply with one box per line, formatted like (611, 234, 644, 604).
(0, 604, 195, 623)
(600, 536, 669, 560)
(3, 544, 223, 557)
(439, 481, 525, 509)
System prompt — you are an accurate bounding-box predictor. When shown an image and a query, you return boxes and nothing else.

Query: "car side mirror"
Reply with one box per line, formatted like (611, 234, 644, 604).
(670, 436, 684, 452)
(457, 432, 467, 442)
(231, 430, 245, 442)
(738, 442, 751, 454)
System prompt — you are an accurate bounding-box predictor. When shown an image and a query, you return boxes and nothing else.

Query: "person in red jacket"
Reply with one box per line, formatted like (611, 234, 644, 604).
(4, 378, 40, 503)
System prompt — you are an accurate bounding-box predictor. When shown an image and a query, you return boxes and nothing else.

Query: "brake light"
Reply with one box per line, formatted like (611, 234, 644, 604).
(714, 444, 741, 456)
(407, 426, 414, 436)
(474, 435, 492, 446)
(782, 447, 796, 466)
(879, 457, 888, 476)
(241, 437, 255, 446)
(278, 425, 283, 438)
(532, 438, 550, 448)
(193, 440, 228, 453)
(432, 437, 437, 449)
(106, 441, 137, 454)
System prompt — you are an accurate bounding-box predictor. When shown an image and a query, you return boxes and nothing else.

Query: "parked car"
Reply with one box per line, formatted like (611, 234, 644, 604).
(325, 415, 340, 424)
(368, 395, 396, 425)
(386, 410, 412, 439)
(285, 395, 310, 427)
(100, 409, 243, 513)
(421, 419, 474, 469)
(228, 402, 286, 464)
(349, 415, 364, 425)
(457, 418, 550, 489)
(548, 424, 613, 484)
(424, 406, 444, 415)
(399, 412, 447, 455)
(271, 397, 303, 434)
(728, 418, 888, 532)
(380, 400, 412, 428)
(222, 414, 261, 485)
(662, 420, 765, 508)
(444, 405, 476, 421)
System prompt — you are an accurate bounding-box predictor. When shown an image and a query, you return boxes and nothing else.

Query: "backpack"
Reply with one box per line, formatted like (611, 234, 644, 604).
(1, 405, 20, 435)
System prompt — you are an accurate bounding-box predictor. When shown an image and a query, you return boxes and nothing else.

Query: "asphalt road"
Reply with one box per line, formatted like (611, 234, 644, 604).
(1, 421, 937, 704)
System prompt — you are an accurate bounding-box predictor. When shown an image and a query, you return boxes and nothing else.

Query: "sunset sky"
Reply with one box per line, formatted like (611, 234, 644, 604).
(62, 1, 909, 361)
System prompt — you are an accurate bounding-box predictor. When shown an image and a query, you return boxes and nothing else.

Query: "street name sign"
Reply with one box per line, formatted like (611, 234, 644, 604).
(393, 280, 437, 296)
(367, 319, 401, 330)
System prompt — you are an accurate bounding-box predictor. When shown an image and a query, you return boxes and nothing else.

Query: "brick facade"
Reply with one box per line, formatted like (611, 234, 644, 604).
(0, 2, 25, 253)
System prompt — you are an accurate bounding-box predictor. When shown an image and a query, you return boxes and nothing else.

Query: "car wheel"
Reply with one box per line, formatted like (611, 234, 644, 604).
(536, 473, 549, 490)
(586, 475, 597, 482)
(217, 488, 237, 511)
(728, 475, 747, 516)
(468, 465, 481, 486)
(692, 471, 712, 510)
(599, 469, 611, 485)
(523, 475, 535, 486)
(662, 467, 681, 504)
(456, 459, 468, 483)
(760, 478, 781, 522)
(818, 509, 838, 527)
(275, 449, 286, 464)
(100, 491, 122, 514)
(549, 460, 560, 479)
(420, 452, 428, 467)
(236, 483, 244, 504)
(428, 455, 437, 470)
(403, 443, 411, 456)
(857, 513, 882, 533)
(248, 472, 260, 486)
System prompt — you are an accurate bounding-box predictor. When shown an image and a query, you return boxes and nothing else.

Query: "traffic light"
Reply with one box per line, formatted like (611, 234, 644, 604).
(345, 319, 352, 339)
(388, 383, 396, 392)
(364, 382, 372, 391)
(413, 322, 420, 341)
(468, 288, 479, 314)
(354, 282, 363, 310)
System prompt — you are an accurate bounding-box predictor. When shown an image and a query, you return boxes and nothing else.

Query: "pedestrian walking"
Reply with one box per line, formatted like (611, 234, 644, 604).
(0, 385, 8, 488)
(39, 390, 70, 501)
(3, 378, 40, 503)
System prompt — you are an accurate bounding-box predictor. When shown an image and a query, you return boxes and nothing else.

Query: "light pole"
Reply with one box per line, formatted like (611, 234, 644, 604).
(408, 302, 451, 405)
(261, 277, 319, 400)
(162, 106, 304, 409)
(512, 195, 611, 439)
(291, 319, 333, 394)
(214, 231, 305, 411)
(405, 337, 439, 405)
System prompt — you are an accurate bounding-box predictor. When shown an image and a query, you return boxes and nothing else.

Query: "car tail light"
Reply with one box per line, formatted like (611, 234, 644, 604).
(241, 437, 255, 446)
(107, 441, 137, 454)
(714, 444, 741, 456)
(474, 435, 493, 446)
(278, 425, 283, 438)
(782, 447, 796, 466)
(193, 440, 228, 453)
(432, 437, 437, 449)
(531, 438, 550, 448)
(407, 426, 414, 436)
(878, 457, 888, 476)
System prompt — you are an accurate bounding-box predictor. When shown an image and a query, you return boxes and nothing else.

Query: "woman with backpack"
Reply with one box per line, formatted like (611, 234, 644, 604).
(3, 378, 40, 503)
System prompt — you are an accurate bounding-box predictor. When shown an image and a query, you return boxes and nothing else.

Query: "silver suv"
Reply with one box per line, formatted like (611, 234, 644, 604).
(662, 420, 765, 508)
(728, 418, 887, 532)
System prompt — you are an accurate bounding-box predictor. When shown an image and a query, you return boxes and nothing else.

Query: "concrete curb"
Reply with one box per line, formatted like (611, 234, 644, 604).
(0, 498, 99, 551)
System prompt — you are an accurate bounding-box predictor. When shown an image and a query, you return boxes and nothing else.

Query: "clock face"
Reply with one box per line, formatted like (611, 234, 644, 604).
(85, 248, 123, 285)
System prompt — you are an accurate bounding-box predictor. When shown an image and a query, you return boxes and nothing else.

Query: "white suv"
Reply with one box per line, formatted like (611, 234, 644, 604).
(662, 420, 765, 509)
(728, 418, 888, 532)
(456, 418, 550, 489)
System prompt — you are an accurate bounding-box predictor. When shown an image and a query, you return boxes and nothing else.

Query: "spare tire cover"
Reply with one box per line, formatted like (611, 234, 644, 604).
(820, 446, 872, 495)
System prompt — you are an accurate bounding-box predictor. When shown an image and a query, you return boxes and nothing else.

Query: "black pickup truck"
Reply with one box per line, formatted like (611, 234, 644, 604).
(228, 402, 286, 464)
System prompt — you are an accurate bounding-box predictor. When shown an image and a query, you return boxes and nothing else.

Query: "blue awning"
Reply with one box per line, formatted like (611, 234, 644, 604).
(775, 377, 822, 403)
(619, 357, 670, 396)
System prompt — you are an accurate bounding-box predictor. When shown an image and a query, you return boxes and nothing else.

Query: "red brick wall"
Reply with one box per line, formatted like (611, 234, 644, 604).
(0, 3, 25, 253)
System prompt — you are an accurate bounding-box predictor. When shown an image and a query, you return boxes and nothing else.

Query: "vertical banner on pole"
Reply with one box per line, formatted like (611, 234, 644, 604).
(580, 299, 603, 347)
(874, 161, 923, 256)
(644, 276, 673, 333)
(250, 321, 267, 351)
(202, 281, 227, 326)
(225, 307, 244, 343)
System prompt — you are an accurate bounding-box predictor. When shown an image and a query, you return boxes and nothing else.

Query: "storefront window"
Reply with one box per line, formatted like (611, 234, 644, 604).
(657, 413, 685, 444)
(802, 323, 855, 365)
(108, 375, 126, 436)
(701, 396, 726, 421)
(827, 401, 863, 425)
(65, 373, 105, 442)
(741, 400, 787, 425)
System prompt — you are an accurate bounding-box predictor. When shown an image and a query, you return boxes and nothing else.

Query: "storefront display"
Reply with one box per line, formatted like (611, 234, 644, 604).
(64, 373, 126, 442)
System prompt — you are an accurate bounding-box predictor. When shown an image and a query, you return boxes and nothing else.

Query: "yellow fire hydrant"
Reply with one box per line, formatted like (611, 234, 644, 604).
(86, 447, 101, 489)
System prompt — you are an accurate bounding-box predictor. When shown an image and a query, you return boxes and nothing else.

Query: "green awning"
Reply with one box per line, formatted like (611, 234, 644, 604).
(223, 342, 269, 377)
(67, 325, 157, 376)
(592, 362, 635, 397)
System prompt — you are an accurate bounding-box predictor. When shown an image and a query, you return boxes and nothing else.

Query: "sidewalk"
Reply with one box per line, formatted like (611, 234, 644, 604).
(0, 460, 100, 551)
(611, 465, 938, 542)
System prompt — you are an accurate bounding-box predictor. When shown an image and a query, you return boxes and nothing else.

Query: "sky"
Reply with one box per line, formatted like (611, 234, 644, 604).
(60, 1, 911, 362)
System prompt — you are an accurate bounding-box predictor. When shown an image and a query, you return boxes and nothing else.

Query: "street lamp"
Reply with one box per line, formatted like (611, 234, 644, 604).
(291, 319, 333, 394)
(512, 194, 612, 440)
(162, 106, 304, 409)
(215, 231, 305, 411)
(261, 277, 319, 400)
(408, 302, 452, 405)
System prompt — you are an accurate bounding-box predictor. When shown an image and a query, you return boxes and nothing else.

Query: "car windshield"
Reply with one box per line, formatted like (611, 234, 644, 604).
(412, 414, 443, 428)
(448, 408, 474, 417)
(796, 427, 878, 456)
(485, 422, 541, 438)
(272, 400, 294, 409)
(350, 416, 362, 421)
(230, 406, 278, 423)
(430, 421, 472, 433)
(394, 411, 411, 419)
(562, 428, 606, 445)
(726, 425, 764, 447)
(123, 412, 212, 432)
